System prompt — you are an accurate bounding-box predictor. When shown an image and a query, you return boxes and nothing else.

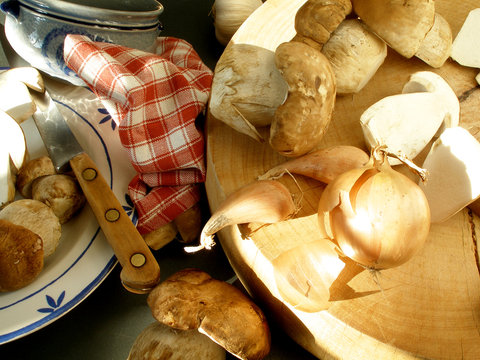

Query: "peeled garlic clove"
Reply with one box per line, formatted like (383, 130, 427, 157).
(451, 8, 480, 68)
(212, 0, 263, 46)
(418, 127, 480, 223)
(402, 71, 459, 128)
(210, 44, 288, 142)
(318, 148, 431, 270)
(360, 92, 446, 165)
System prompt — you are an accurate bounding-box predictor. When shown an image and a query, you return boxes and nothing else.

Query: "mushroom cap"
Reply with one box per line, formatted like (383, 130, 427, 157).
(0, 219, 43, 292)
(147, 269, 271, 360)
(352, 0, 435, 58)
(16, 156, 55, 198)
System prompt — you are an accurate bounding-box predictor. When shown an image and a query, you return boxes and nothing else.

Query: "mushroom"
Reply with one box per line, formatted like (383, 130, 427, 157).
(415, 13, 452, 68)
(173, 202, 202, 243)
(0, 219, 43, 292)
(418, 127, 480, 223)
(360, 71, 459, 165)
(292, 0, 353, 52)
(127, 321, 226, 360)
(143, 222, 178, 250)
(0, 110, 28, 207)
(0, 67, 44, 123)
(270, 41, 336, 157)
(321, 18, 387, 95)
(32, 174, 86, 224)
(147, 269, 271, 360)
(209, 43, 288, 142)
(351, 0, 435, 59)
(16, 156, 56, 199)
(0, 199, 62, 258)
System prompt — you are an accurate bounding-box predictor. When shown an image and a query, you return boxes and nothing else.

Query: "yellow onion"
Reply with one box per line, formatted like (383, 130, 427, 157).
(318, 146, 431, 270)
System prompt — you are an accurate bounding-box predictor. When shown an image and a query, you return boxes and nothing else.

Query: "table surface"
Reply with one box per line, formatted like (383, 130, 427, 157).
(0, 1, 317, 359)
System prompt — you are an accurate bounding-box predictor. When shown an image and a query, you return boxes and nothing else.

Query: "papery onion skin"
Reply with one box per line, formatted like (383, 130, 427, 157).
(318, 153, 431, 270)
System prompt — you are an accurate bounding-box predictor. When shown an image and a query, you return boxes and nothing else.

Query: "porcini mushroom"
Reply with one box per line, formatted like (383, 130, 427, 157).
(418, 127, 480, 223)
(292, 0, 353, 51)
(351, 0, 435, 59)
(415, 13, 452, 68)
(321, 18, 387, 95)
(147, 269, 271, 360)
(128, 321, 226, 360)
(209, 44, 288, 142)
(270, 41, 336, 157)
(451, 8, 480, 69)
(16, 156, 56, 199)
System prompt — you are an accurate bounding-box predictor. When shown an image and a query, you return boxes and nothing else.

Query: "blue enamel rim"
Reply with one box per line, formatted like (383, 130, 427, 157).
(0, 95, 118, 344)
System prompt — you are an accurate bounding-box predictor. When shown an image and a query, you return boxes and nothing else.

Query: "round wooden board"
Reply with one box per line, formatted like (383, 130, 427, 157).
(205, 0, 480, 359)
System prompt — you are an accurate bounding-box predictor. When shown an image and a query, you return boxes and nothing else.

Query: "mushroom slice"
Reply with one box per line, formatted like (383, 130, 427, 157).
(0, 67, 44, 123)
(402, 71, 459, 128)
(321, 19, 387, 95)
(147, 269, 271, 360)
(209, 44, 288, 142)
(360, 92, 446, 165)
(0, 110, 28, 207)
(351, 0, 435, 58)
(418, 127, 480, 223)
(451, 8, 480, 68)
(415, 13, 453, 68)
(128, 322, 226, 360)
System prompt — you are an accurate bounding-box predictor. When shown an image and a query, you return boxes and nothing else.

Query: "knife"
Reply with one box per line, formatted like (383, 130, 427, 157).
(30, 88, 160, 294)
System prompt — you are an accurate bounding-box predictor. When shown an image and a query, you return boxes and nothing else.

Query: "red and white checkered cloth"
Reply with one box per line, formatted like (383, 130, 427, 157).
(63, 34, 213, 234)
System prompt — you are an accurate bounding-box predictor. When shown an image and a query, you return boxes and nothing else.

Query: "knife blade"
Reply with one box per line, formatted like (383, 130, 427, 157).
(30, 88, 160, 294)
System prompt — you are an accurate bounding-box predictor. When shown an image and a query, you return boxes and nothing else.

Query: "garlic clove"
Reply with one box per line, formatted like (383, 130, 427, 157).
(418, 127, 480, 223)
(402, 71, 459, 129)
(451, 8, 480, 68)
(360, 92, 446, 165)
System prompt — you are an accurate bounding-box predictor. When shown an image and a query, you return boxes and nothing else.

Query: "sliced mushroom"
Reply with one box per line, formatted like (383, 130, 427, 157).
(415, 13, 452, 68)
(0, 199, 62, 258)
(270, 41, 336, 157)
(147, 269, 271, 360)
(32, 174, 86, 224)
(16, 156, 56, 199)
(351, 0, 435, 58)
(418, 127, 480, 223)
(128, 322, 226, 360)
(451, 8, 480, 68)
(321, 18, 387, 95)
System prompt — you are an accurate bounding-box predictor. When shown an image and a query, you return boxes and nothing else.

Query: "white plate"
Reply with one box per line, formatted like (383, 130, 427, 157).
(0, 79, 137, 344)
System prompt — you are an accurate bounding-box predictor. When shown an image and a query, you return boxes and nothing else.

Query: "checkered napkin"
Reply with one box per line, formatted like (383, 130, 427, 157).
(63, 34, 213, 234)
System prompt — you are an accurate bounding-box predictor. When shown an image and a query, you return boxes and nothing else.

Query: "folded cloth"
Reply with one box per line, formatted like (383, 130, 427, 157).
(63, 34, 213, 234)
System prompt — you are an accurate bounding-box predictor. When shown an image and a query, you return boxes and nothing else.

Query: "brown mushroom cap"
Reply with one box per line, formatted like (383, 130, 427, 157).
(293, 0, 353, 49)
(127, 321, 226, 360)
(270, 41, 336, 157)
(16, 156, 55, 198)
(0, 219, 43, 292)
(0, 199, 61, 257)
(351, 0, 435, 58)
(147, 269, 271, 360)
(32, 174, 86, 224)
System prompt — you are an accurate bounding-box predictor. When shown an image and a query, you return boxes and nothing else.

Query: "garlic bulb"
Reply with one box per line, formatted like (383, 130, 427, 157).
(318, 146, 431, 270)
(212, 0, 263, 46)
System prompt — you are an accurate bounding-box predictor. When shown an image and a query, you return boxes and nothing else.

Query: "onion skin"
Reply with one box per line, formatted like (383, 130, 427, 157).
(318, 149, 431, 270)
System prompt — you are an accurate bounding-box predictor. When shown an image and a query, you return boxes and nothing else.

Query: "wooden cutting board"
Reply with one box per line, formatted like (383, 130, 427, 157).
(205, 0, 480, 359)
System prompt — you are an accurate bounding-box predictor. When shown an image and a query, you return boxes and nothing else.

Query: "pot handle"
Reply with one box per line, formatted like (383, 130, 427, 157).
(1, 0, 20, 20)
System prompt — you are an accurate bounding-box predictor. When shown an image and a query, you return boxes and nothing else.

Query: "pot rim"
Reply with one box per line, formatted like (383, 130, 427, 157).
(17, 0, 164, 28)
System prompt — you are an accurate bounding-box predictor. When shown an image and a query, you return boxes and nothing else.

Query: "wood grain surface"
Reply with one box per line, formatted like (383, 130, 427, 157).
(205, 0, 480, 358)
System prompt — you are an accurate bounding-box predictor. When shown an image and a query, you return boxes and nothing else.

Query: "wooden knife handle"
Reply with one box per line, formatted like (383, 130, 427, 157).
(69, 152, 160, 294)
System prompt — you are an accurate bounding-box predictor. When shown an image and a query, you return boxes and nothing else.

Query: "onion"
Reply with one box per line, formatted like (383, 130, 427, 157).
(318, 146, 431, 270)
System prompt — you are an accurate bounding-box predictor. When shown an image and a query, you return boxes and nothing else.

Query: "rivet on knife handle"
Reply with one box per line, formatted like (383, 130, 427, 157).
(70, 152, 160, 293)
